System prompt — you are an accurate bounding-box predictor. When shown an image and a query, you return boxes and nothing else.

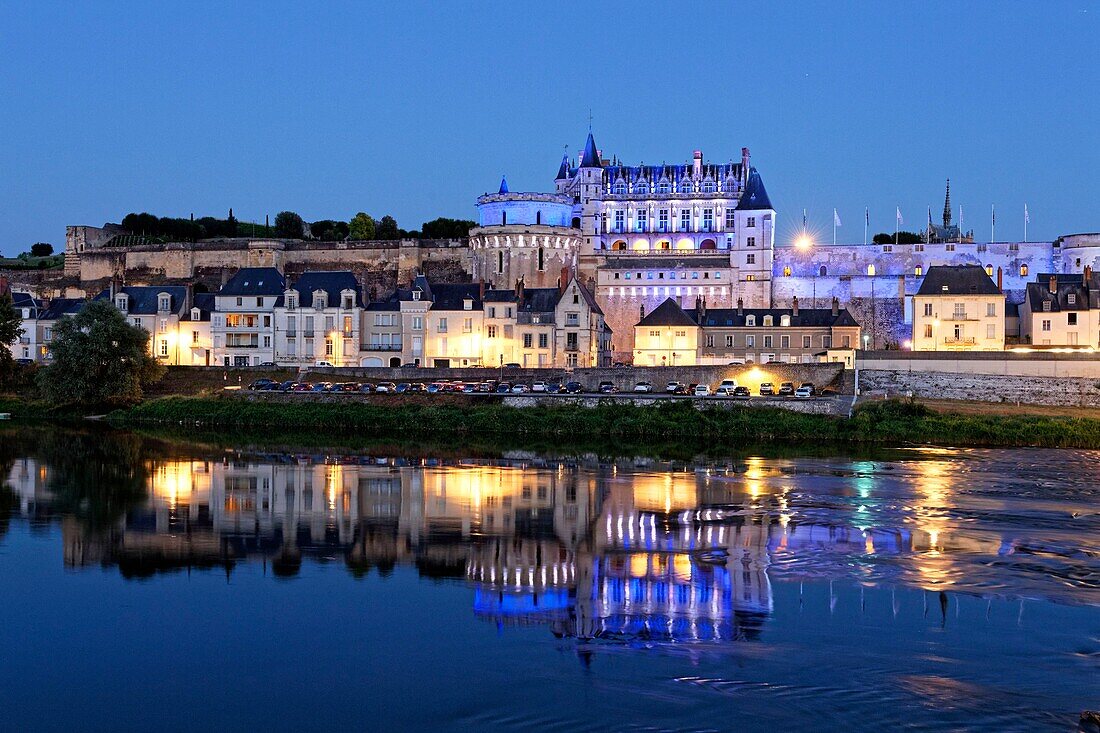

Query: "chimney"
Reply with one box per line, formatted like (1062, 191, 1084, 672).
(695, 296, 703, 322)
(831, 296, 839, 317)
(478, 278, 485, 302)
(792, 296, 799, 317)
(1049, 274, 1057, 295)
(997, 266, 1003, 292)
(736, 297, 744, 316)
(1084, 265, 1092, 286)
(639, 303, 646, 320)
(515, 275, 524, 302)
(559, 265, 570, 295)
(693, 150, 702, 178)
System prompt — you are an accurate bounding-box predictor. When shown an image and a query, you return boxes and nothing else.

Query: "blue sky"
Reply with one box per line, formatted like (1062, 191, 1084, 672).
(1, 1, 1097, 255)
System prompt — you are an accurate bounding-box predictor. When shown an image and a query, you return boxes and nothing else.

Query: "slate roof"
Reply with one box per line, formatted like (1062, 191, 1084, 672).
(699, 307, 860, 328)
(39, 297, 85, 321)
(580, 132, 601, 167)
(498, 176, 509, 194)
(94, 285, 189, 315)
(637, 298, 699, 328)
(11, 292, 41, 315)
(425, 283, 482, 311)
(288, 271, 363, 308)
(1024, 278, 1100, 312)
(555, 154, 570, 180)
(219, 267, 286, 296)
(183, 292, 215, 322)
(916, 265, 1002, 296)
(735, 168, 773, 211)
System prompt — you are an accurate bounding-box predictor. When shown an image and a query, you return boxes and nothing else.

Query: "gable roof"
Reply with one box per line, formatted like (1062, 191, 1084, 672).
(580, 132, 601, 167)
(289, 271, 363, 308)
(916, 265, 1002, 296)
(699, 307, 859, 328)
(219, 267, 286, 296)
(735, 167, 772, 211)
(637, 298, 698, 328)
(1024, 278, 1100, 312)
(11, 292, 41, 315)
(183, 292, 215, 321)
(39, 297, 85, 321)
(94, 285, 189, 315)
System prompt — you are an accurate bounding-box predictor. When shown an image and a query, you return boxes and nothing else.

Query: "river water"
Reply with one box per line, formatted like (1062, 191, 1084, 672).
(0, 426, 1096, 732)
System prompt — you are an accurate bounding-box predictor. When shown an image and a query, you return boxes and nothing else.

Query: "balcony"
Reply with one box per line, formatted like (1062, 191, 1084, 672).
(302, 330, 315, 338)
(942, 337, 977, 346)
(365, 343, 402, 351)
(286, 330, 297, 338)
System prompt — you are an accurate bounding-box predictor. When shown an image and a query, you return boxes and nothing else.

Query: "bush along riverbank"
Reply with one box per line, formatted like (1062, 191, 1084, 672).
(110, 395, 1100, 449)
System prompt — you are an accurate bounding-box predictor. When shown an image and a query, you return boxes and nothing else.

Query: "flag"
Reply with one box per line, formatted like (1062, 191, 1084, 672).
(802, 208, 807, 228)
(865, 207, 869, 225)
(833, 209, 842, 227)
(896, 206, 903, 226)
(992, 204, 996, 226)
(1024, 203, 1030, 224)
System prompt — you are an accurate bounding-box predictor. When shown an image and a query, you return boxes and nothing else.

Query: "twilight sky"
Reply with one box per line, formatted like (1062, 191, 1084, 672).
(1, 1, 1097, 255)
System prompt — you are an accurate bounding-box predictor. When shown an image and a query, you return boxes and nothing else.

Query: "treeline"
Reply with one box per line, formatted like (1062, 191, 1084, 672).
(120, 210, 476, 242)
(872, 231, 925, 244)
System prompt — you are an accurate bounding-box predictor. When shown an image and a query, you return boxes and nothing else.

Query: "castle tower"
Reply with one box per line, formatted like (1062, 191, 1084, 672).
(575, 131, 604, 262)
(733, 167, 776, 306)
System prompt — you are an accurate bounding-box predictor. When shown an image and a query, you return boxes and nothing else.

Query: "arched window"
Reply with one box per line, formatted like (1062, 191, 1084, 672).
(538, 247, 544, 271)
(746, 315, 756, 326)
(915, 266, 923, 276)
(1020, 264, 1029, 276)
(985, 264, 993, 276)
(680, 179, 694, 193)
(536, 211, 541, 225)
(502, 211, 507, 225)
(867, 264, 876, 276)
(763, 315, 774, 326)
(783, 266, 792, 276)
(819, 265, 827, 277)
(571, 217, 581, 228)
(497, 251, 504, 274)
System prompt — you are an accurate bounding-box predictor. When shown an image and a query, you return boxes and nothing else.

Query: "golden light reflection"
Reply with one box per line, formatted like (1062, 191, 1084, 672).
(633, 473, 698, 514)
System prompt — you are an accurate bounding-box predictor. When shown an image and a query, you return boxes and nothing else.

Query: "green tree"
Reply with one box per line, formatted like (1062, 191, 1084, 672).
(0, 290, 24, 386)
(873, 231, 923, 245)
(348, 212, 376, 240)
(274, 211, 305, 239)
(36, 300, 165, 406)
(30, 242, 54, 256)
(421, 217, 476, 238)
(375, 215, 400, 240)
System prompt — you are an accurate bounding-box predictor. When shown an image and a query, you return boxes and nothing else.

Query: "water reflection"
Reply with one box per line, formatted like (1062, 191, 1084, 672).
(6, 438, 1098, 635)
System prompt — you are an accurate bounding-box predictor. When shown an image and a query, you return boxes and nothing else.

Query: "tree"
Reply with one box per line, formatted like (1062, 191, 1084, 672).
(30, 242, 54, 256)
(274, 211, 306, 239)
(873, 231, 923, 245)
(36, 300, 165, 406)
(0, 290, 23, 386)
(309, 219, 350, 241)
(421, 217, 476, 239)
(375, 215, 400, 240)
(348, 212, 376, 240)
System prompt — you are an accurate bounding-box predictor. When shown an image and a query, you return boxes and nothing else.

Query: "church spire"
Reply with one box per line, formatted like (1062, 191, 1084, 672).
(943, 178, 952, 227)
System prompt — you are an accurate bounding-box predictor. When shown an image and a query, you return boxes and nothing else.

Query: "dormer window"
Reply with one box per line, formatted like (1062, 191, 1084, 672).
(463, 298, 473, 311)
(158, 294, 171, 312)
(342, 295, 353, 310)
(314, 292, 327, 309)
(780, 315, 791, 327)
(1068, 293, 1077, 305)
(115, 295, 129, 312)
(286, 293, 298, 309)
(1043, 300, 1052, 312)
(746, 315, 756, 326)
(763, 315, 774, 326)
(412, 290, 421, 301)
(190, 308, 200, 320)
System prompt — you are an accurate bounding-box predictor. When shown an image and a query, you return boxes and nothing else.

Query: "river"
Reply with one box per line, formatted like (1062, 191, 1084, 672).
(0, 425, 1096, 731)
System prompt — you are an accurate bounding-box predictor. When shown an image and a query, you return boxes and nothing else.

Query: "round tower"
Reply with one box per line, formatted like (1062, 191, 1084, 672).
(470, 181, 581, 289)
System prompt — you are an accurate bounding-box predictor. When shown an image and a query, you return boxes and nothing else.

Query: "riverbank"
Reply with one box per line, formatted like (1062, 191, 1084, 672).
(107, 394, 1100, 449)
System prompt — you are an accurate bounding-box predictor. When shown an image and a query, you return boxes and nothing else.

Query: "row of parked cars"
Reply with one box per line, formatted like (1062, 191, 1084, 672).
(249, 377, 824, 399)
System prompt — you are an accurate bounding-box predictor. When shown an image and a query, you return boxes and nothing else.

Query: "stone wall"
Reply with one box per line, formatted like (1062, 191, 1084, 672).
(501, 393, 848, 415)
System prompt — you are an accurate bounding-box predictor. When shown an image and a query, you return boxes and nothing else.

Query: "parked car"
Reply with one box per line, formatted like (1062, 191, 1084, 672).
(375, 382, 397, 393)
(315, 360, 335, 368)
(799, 382, 816, 395)
(334, 382, 359, 392)
(778, 381, 795, 396)
(732, 386, 751, 399)
(461, 384, 477, 393)
(503, 362, 521, 368)
(311, 382, 331, 392)
(495, 383, 512, 393)
(394, 383, 411, 393)
(359, 383, 374, 393)
(633, 381, 654, 393)
(718, 379, 738, 391)
(260, 361, 276, 367)
(426, 383, 444, 394)
(693, 384, 711, 397)
(408, 383, 427, 393)
(14, 358, 34, 365)
(564, 381, 586, 394)
(291, 382, 312, 392)
(278, 380, 296, 392)
(759, 382, 775, 396)
(531, 381, 548, 393)
(715, 384, 737, 397)
(665, 381, 684, 394)
(511, 383, 531, 393)
(795, 386, 814, 399)
(248, 379, 275, 391)
(598, 381, 618, 394)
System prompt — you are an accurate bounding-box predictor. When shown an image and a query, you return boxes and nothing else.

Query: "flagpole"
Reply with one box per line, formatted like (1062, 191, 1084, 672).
(864, 207, 868, 246)
(832, 208, 836, 246)
(1024, 203, 1028, 243)
(991, 203, 996, 243)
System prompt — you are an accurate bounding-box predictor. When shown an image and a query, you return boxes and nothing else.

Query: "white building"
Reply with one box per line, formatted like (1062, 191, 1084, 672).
(911, 265, 1006, 351)
(1018, 270, 1100, 349)
(274, 271, 363, 367)
(211, 267, 284, 366)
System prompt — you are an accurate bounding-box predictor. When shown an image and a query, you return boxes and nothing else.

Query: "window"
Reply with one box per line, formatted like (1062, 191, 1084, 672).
(538, 333, 548, 348)
(614, 210, 624, 231)
(946, 244, 956, 252)
(325, 337, 334, 356)
(802, 335, 811, 348)
(487, 325, 497, 338)
(680, 179, 693, 193)
(412, 316, 423, 331)
(1068, 293, 1077, 305)
(1041, 319, 1051, 332)
(986, 324, 996, 339)
(1068, 313, 1078, 326)
(680, 209, 691, 230)
(1020, 265, 1029, 276)
(953, 303, 966, 319)
(747, 236, 756, 247)
(747, 217, 756, 228)
(705, 335, 714, 348)
(635, 181, 647, 195)
(1042, 301, 1051, 312)
(159, 295, 170, 311)
(488, 307, 496, 318)
(192, 330, 199, 345)
(747, 254, 756, 265)
(613, 182, 626, 195)
(986, 303, 996, 317)
(763, 335, 773, 348)
(236, 297, 243, 307)
(523, 333, 532, 348)
(780, 315, 790, 327)
(867, 264, 876, 276)
(726, 335, 734, 347)
(985, 265, 994, 276)
(702, 208, 713, 231)
(438, 317, 448, 333)
(819, 266, 827, 277)
(566, 332, 578, 349)
(781, 335, 790, 348)
(256, 297, 263, 307)
(703, 180, 716, 193)
(924, 324, 933, 337)
(822, 335, 832, 348)
(636, 209, 648, 232)
(287, 294, 298, 309)
(159, 339, 168, 357)
(725, 209, 735, 228)
(746, 335, 756, 347)
(746, 316, 756, 326)
(658, 209, 668, 231)
(783, 266, 792, 277)
(763, 315, 773, 326)
(497, 251, 504, 274)
(915, 266, 923, 276)
(538, 247, 544, 271)
(924, 303, 933, 316)
(343, 295, 353, 309)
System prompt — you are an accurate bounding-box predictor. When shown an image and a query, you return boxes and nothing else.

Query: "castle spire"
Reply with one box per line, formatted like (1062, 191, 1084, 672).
(580, 131, 600, 167)
(943, 178, 952, 227)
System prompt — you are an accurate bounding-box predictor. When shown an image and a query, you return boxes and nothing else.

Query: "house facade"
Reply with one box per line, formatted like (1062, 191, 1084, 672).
(1018, 270, 1100, 349)
(911, 265, 1006, 351)
(211, 267, 285, 366)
